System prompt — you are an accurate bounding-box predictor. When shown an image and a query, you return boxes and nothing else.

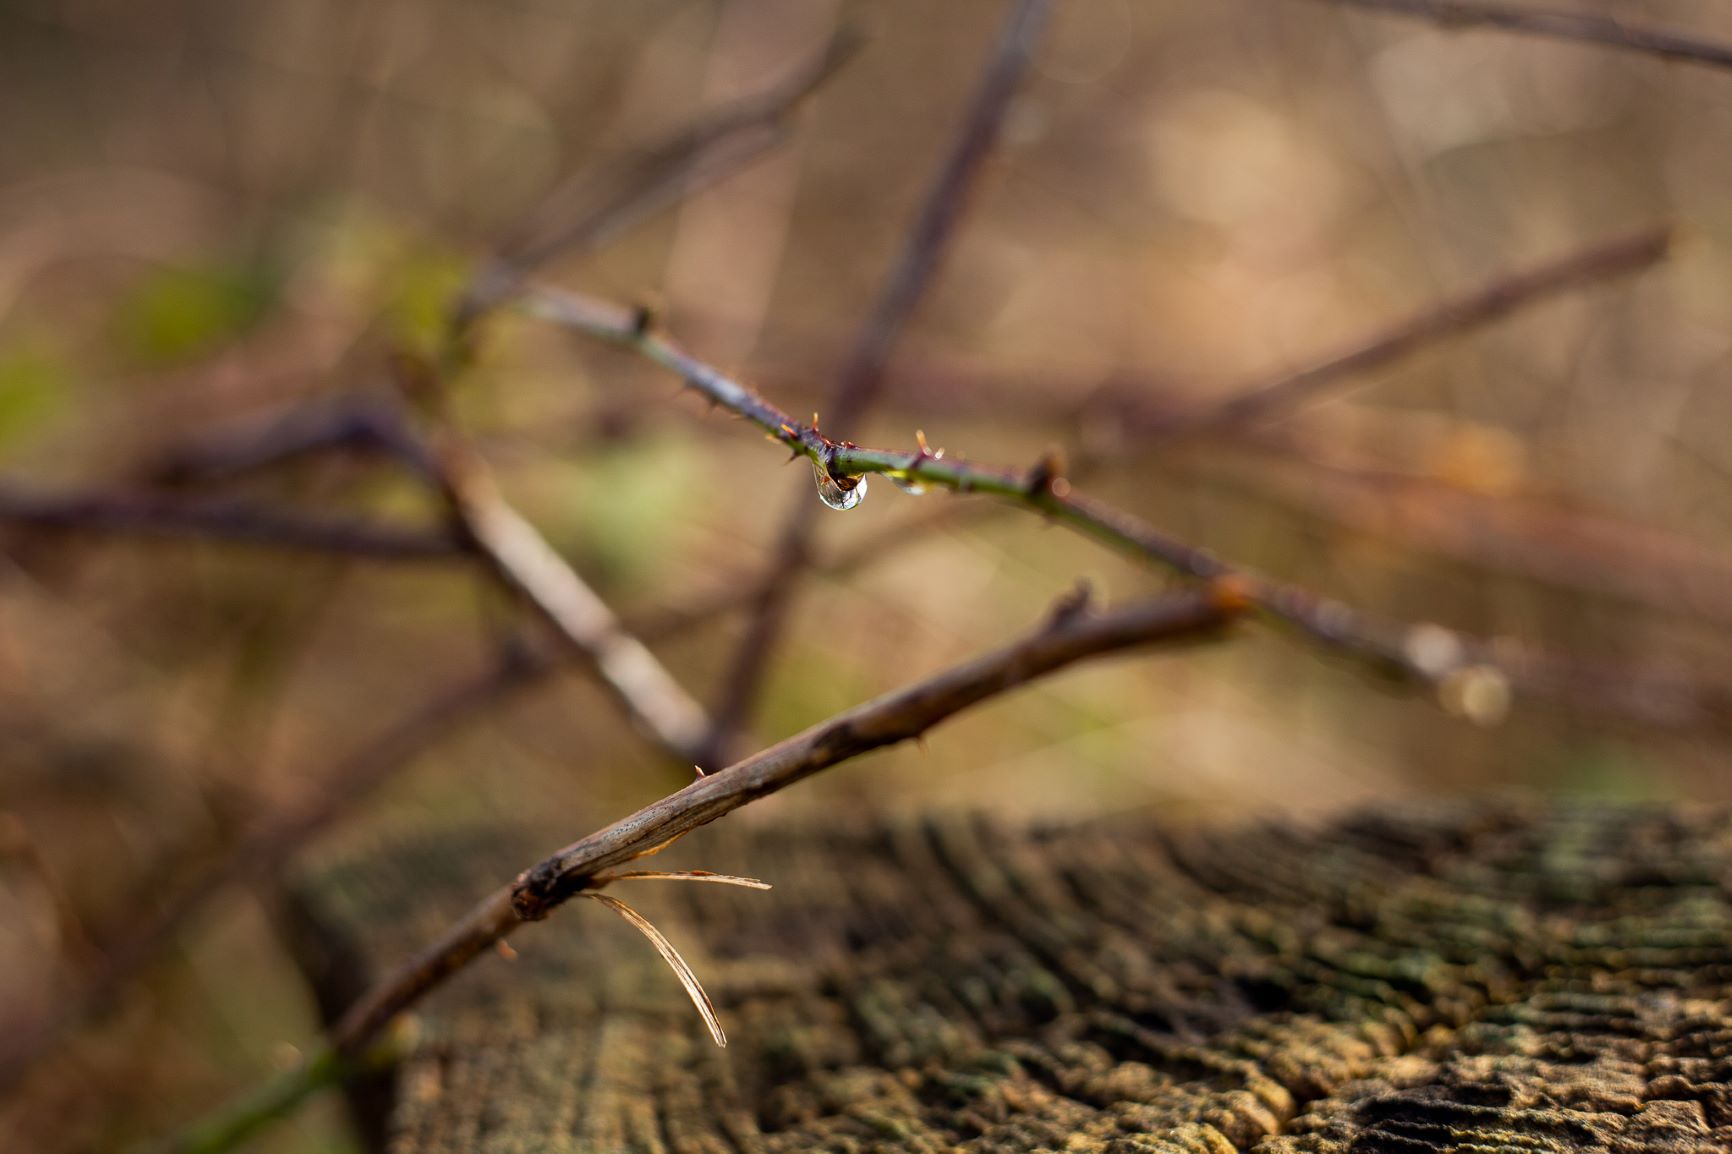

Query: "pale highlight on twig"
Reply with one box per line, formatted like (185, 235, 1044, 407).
(582, 891, 728, 1047)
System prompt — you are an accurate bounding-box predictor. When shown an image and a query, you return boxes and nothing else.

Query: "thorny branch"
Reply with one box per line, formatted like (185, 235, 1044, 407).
(1310, 0, 1732, 70)
(702, 0, 1051, 765)
(526, 283, 1732, 731)
(623, 229, 1673, 636)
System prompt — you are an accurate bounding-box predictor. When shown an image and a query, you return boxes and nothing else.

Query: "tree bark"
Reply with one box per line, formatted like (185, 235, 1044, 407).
(283, 802, 1732, 1152)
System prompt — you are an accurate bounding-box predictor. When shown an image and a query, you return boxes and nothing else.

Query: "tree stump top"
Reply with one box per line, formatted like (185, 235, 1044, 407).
(286, 802, 1732, 1152)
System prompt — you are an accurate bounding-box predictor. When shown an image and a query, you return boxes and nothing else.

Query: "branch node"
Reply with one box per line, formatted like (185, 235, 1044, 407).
(1046, 579, 1095, 628)
(1207, 574, 1257, 617)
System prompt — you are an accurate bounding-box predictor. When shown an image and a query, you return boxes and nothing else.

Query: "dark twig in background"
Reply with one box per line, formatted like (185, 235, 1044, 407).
(0, 651, 539, 1098)
(1310, 0, 1732, 70)
(0, 487, 460, 561)
(455, 27, 861, 329)
(1138, 228, 1670, 438)
(700, 0, 1051, 766)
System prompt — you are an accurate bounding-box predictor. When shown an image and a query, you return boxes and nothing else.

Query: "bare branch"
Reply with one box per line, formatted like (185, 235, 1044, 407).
(527, 285, 1732, 731)
(138, 588, 1232, 1154)
(326, 587, 1234, 1054)
(704, 0, 1050, 762)
(456, 27, 862, 327)
(627, 230, 1671, 639)
(0, 485, 461, 561)
(145, 396, 435, 487)
(1144, 228, 1669, 438)
(530, 290, 1420, 673)
(1310, 0, 1732, 70)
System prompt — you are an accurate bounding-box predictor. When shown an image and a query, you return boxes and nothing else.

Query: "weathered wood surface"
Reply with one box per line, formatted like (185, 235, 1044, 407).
(285, 803, 1732, 1152)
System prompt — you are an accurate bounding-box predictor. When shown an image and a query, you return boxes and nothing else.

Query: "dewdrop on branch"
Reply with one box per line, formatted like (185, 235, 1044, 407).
(812, 459, 868, 510)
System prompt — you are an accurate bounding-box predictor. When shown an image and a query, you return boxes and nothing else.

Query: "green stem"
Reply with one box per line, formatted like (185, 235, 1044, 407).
(135, 1033, 407, 1154)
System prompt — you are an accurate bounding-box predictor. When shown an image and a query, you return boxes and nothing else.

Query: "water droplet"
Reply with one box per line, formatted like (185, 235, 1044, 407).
(891, 475, 927, 496)
(813, 461, 867, 511)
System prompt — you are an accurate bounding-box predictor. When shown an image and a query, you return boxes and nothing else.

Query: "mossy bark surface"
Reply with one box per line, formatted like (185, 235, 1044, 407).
(285, 803, 1732, 1152)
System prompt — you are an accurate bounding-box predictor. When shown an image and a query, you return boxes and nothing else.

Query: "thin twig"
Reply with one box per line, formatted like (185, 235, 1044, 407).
(0, 486, 460, 561)
(456, 27, 862, 328)
(526, 284, 1732, 730)
(592, 869, 773, 889)
(530, 290, 1425, 675)
(703, 0, 1050, 763)
(610, 229, 1669, 639)
(1310, 0, 1732, 70)
(146, 396, 435, 487)
(1143, 228, 1669, 437)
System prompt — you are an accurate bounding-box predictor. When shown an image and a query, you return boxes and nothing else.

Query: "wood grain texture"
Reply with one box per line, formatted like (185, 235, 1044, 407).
(284, 803, 1732, 1152)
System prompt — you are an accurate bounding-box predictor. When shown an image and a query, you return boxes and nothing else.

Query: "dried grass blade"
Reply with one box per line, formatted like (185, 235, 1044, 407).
(598, 870, 772, 890)
(583, 892, 727, 1047)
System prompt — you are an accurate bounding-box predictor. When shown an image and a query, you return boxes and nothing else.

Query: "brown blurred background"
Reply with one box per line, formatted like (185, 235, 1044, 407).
(4, 1, 1732, 1150)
